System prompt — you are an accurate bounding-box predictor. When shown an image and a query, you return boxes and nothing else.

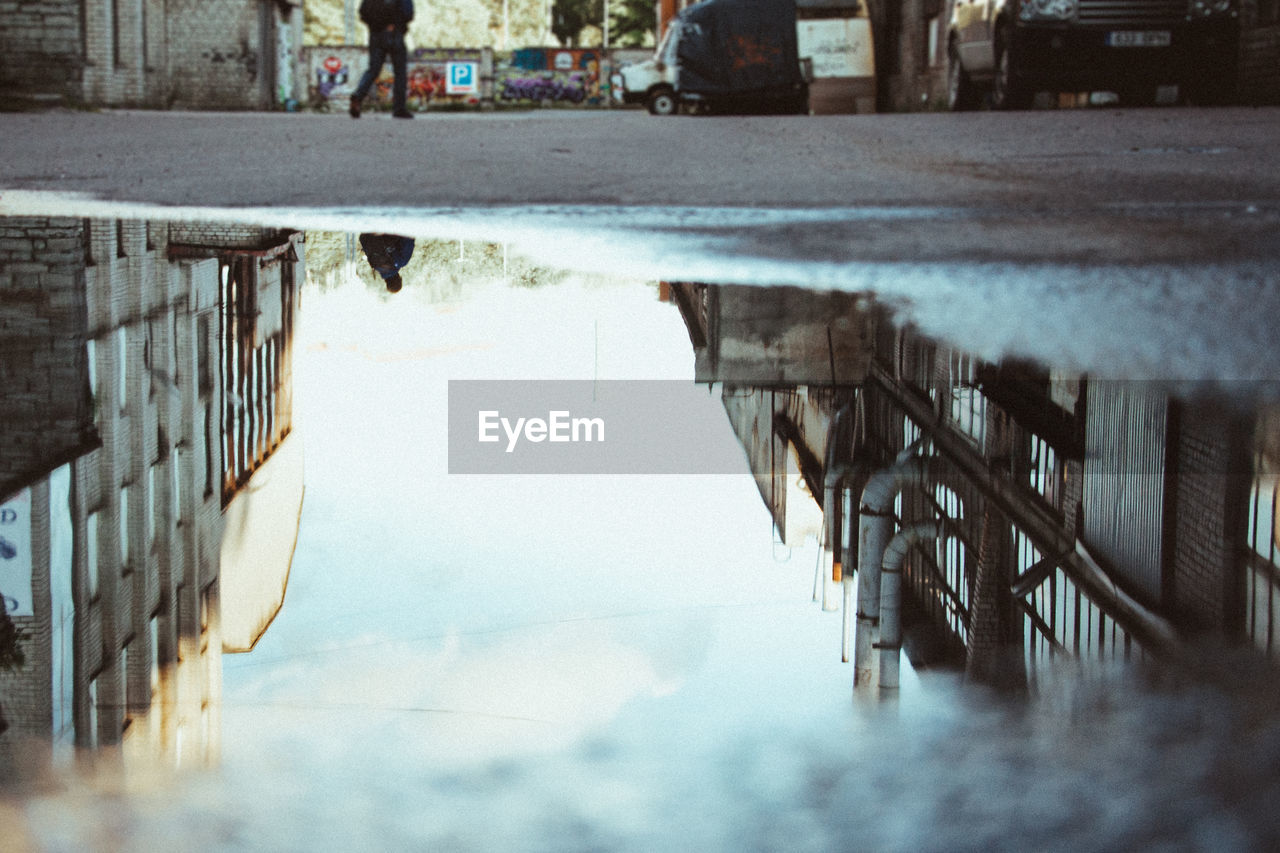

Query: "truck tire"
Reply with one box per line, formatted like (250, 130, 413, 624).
(646, 88, 678, 116)
(947, 46, 979, 111)
(1184, 73, 1237, 107)
(991, 34, 1031, 110)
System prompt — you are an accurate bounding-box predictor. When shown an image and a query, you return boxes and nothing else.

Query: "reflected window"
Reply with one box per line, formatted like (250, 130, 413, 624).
(171, 447, 182, 522)
(197, 313, 212, 395)
(1029, 435, 1060, 512)
(116, 326, 128, 413)
(1245, 472, 1280, 656)
(87, 678, 98, 748)
(146, 465, 156, 549)
(87, 511, 100, 599)
(120, 642, 129, 724)
(949, 352, 987, 450)
(119, 486, 129, 569)
(149, 616, 160, 698)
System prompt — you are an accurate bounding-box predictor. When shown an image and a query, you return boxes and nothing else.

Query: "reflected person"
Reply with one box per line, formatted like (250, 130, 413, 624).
(349, 0, 415, 119)
(359, 233, 415, 293)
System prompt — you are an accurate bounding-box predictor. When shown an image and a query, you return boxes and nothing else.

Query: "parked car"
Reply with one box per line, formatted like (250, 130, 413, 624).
(946, 0, 1240, 109)
(618, 0, 810, 115)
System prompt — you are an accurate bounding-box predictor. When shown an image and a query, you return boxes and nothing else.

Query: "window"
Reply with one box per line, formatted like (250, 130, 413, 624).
(87, 512, 100, 599)
(149, 616, 160, 697)
(87, 679, 99, 748)
(197, 313, 212, 395)
(171, 448, 182, 522)
(949, 352, 987, 450)
(86, 338, 98, 426)
(116, 326, 128, 413)
(118, 486, 129, 569)
(1245, 472, 1280, 657)
(1028, 435, 1061, 512)
(146, 465, 156, 549)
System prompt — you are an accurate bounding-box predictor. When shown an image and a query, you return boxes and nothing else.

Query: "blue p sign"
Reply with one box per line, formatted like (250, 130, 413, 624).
(446, 61, 478, 95)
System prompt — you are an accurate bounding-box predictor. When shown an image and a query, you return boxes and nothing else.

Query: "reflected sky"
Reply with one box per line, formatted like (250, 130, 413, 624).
(223, 244, 864, 758)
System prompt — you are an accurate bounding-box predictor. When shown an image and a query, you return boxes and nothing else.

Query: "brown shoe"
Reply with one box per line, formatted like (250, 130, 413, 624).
(349, 97, 361, 119)
(392, 109, 414, 119)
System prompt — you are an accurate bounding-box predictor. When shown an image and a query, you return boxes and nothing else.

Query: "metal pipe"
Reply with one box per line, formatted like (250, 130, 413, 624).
(841, 481, 856, 663)
(822, 404, 853, 583)
(869, 363, 1182, 659)
(879, 520, 945, 692)
(853, 453, 934, 688)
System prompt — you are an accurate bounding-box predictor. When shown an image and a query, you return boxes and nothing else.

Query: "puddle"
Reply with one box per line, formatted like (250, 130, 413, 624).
(2, 214, 1280, 850)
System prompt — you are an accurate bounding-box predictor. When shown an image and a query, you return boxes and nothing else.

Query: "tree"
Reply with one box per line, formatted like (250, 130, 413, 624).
(551, 0, 603, 47)
(609, 0, 656, 48)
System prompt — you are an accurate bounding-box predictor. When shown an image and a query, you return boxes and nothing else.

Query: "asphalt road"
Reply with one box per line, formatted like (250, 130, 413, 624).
(1, 106, 1279, 267)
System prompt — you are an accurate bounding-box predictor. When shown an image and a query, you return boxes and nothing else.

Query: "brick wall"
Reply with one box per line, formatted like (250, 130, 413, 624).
(63, 219, 227, 762)
(0, 219, 94, 501)
(0, 0, 84, 101)
(169, 224, 291, 250)
(1169, 405, 1249, 632)
(165, 0, 269, 109)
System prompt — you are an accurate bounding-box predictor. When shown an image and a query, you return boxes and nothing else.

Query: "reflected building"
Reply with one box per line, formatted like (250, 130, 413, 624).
(0, 218, 303, 773)
(668, 281, 1280, 689)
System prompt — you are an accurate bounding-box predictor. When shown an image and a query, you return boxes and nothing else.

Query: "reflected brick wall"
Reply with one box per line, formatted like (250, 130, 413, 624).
(0, 218, 96, 501)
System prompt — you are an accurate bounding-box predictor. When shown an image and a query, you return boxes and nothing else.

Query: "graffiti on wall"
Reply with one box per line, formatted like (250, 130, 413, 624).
(304, 46, 616, 110)
(203, 44, 259, 82)
(498, 48, 605, 105)
(315, 55, 350, 99)
(277, 15, 296, 108)
(307, 47, 484, 111)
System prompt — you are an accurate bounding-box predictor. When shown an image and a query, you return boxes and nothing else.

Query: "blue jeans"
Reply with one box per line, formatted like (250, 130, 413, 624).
(352, 29, 408, 112)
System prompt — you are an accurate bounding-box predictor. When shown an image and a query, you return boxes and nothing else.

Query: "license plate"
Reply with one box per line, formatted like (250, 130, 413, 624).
(1106, 30, 1172, 47)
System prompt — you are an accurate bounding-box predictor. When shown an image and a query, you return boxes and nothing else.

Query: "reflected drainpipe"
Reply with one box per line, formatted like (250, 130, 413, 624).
(822, 462, 859, 652)
(853, 439, 932, 689)
(821, 403, 855, 615)
(879, 520, 946, 692)
(822, 404, 855, 584)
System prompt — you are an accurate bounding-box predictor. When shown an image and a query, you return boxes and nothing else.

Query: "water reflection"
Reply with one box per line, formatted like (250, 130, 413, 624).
(667, 281, 1280, 687)
(357, 233, 415, 293)
(0, 218, 304, 780)
(2, 216, 1280, 848)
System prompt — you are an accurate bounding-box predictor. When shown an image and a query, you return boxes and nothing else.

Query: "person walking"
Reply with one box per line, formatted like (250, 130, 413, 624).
(358, 233, 416, 292)
(350, 0, 415, 119)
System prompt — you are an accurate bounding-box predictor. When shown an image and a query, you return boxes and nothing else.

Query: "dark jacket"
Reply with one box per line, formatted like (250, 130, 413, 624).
(359, 0, 414, 28)
(359, 233, 415, 280)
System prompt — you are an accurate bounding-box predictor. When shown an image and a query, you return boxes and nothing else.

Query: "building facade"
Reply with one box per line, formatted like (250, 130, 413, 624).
(0, 217, 304, 775)
(669, 281, 1280, 692)
(0, 0, 304, 109)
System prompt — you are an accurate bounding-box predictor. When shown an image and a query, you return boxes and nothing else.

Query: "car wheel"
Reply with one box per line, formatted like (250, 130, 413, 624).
(646, 88, 678, 116)
(947, 47, 979, 111)
(991, 38, 1030, 110)
(1184, 73, 1237, 107)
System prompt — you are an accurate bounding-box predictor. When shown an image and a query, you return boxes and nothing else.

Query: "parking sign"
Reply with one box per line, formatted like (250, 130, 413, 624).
(446, 61, 478, 95)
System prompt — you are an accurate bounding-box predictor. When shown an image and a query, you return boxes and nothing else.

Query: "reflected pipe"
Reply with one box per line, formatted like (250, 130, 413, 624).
(854, 439, 932, 689)
(878, 520, 946, 692)
(822, 402, 861, 652)
(822, 404, 855, 584)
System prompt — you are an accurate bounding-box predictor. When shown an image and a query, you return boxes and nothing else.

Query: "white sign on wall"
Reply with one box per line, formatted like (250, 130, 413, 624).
(0, 488, 33, 617)
(797, 19, 875, 79)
